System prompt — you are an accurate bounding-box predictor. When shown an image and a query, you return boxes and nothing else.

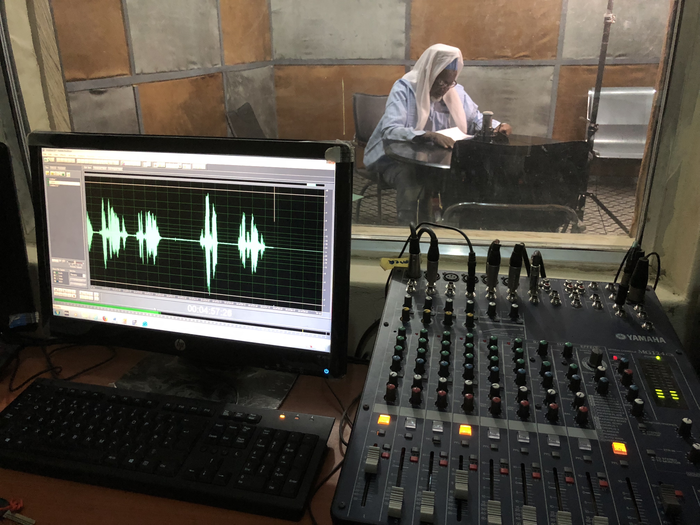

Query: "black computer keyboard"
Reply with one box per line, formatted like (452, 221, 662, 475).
(0, 378, 335, 520)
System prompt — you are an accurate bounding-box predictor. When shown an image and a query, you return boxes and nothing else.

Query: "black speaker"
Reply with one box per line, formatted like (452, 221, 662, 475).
(0, 141, 37, 333)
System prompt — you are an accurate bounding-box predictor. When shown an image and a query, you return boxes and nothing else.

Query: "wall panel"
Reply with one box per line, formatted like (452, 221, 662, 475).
(224, 66, 277, 138)
(220, 0, 271, 65)
(68, 87, 139, 134)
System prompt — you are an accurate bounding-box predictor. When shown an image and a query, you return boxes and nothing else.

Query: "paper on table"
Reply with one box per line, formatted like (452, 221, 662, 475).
(436, 127, 473, 141)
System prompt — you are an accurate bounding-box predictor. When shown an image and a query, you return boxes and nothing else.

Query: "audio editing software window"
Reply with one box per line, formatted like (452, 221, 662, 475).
(40, 147, 337, 353)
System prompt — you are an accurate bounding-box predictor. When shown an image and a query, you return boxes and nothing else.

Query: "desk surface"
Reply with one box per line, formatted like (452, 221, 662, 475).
(0, 346, 367, 525)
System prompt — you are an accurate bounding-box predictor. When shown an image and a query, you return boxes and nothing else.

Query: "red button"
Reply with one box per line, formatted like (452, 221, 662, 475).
(500, 468, 509, 475)
(532, 472, 541, 479)
(565, 476, 575, 484)
(675, 490, 684, 498)
(410, 456, 419, 463)
(439, 459, 448, 467)
(469, 463, 478, 471)
(381, 452, 390, 459)
(599, 480, 609, 488)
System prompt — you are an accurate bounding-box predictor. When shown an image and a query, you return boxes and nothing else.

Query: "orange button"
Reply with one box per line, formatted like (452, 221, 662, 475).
(410, 456, 419, 463)
(500, 468, 509, 475)
(675, 490, 684, 498)
(439, 459, 448, 467)
(469, 463, 478, 471)
(377, 414, 391, 425)
(381, 452, 390, 459)
(532, 472, 541, 479)
(599, 480, 609, 488)
(565, 476, 575, 484)
(612, 442, 627, 455)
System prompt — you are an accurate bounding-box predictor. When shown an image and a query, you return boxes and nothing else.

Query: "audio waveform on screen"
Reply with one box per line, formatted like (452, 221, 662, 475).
(86, 194, 269, 293)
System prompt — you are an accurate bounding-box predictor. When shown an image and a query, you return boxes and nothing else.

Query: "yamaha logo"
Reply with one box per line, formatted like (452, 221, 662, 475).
(616, 333, 666, 343)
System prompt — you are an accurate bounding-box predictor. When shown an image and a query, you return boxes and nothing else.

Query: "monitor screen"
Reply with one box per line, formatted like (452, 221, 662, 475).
(30, 133, 351, 377)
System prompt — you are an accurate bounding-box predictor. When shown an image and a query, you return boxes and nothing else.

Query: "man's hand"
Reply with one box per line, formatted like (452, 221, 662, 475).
(495, 123, 512, 136)
(423, 131, 455, 148)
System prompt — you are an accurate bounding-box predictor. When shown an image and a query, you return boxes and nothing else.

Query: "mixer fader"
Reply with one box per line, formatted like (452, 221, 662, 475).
(333, 240, 700, 525)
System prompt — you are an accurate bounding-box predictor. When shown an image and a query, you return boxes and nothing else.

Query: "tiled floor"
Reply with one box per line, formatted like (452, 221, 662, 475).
(353, 171, 638, 236)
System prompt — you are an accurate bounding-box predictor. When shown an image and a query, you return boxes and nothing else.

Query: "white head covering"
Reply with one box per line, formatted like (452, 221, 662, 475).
(403, 44, 467, 134)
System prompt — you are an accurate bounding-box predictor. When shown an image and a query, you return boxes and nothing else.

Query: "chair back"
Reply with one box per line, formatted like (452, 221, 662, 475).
(227, 102, 266, 138)
(352, 93, 388, 147)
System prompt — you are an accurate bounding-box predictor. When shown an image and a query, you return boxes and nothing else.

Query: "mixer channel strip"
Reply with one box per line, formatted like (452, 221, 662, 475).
(332, 259, 700, 525)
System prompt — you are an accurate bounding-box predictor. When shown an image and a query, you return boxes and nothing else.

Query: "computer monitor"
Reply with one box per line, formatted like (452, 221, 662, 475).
(30, 132, 351, 377)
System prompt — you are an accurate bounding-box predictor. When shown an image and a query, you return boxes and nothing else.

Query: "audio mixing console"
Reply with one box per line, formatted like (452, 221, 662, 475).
(332, 241, 700, 525)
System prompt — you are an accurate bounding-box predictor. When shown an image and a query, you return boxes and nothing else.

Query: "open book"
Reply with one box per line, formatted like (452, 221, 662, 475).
(436, 127, 473, 141)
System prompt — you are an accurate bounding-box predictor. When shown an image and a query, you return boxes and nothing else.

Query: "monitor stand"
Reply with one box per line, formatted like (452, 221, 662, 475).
(115, 352, 298, 409)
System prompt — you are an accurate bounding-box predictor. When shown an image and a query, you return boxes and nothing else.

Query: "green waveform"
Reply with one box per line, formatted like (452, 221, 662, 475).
(237, 212, 266, 273)
(86, 195, 270, 294)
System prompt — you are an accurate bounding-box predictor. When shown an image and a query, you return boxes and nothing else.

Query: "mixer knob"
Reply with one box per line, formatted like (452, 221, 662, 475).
(462, 380, 474, 395)
(397, 325, 406, 337)
(409, 387, 422, 406)
(401, 307, 410, 323)
(445, 298, 454, 313)
(390, 355, 402, 372)
(462, 393, 475, 413)
(546, 403, 559, 422)
(566, 363, 579, 379)
(597, 377, 610, 395)
(573, 391, 585, 407)
(489, 335, 499, 346)
(588, 348, 604, 368)
(513, 347, 525, 362)
(488, 345, 499, 358)
(437, 376, 449, 393)
(542, 372, 554, 389)
(679, 418, 693, 437)
(420, 328, 429, 338)
(440, 350, 451, 364)
(631, 398, 645, 417)
(464, 352, 475, 365)
(442, 330, 451, 343)
(509, 303, 520, 320)
(487, 302, 497, 319)
(514, 358, 526, 373)
(436, 390, 448, 410)
(513, 337, 523, 349)
(418, 337, 428, 350)
(466, 313, 475, 331)
(416, 349, 428, 364)
(540, 360, 552, 376)
(488, 355, 500, 369)
(605, 282, 615, 291)
(466, 299, 475, 315)
(443, 311, 454, 326)
(394, 345, 404, 359)
(463, 343, 475, 357)
(414, 358, 426, 375)
(464, 332, 475, 345)
(388, 371, 399, 386)
(575, 406, 589, 426)
(411, 374, 423, 389)
(515, 368, 527, 386)
(424, 296, 433, 311)
(621, 369, 634, 387)
(545, 389, 557, 404)
(517, 400, 530, 419)
(564, 280, 573, 289)
(571, 296, 582, 308)
(592, 300, 603, 310)
(422, 309, 432, 325)
(594, 365, 607, 382)
(439, 361, 450, 378)
(441, 340, 452, 355)
(395, 335, 406, 351)
(688, 443, 700, 463)
(589, 281, 599, 290)
(403, 294, 413, 309)
(489, 366, 500, 383)
(462, 363, 475, 380)
(626, 384, 640, 402)
(489, 383, 501, 399)
(517, 386, 529, 402)
(550, 291, 561, 306)
(617, 357, 630, 373)
(385, 383, 397, 403)
(569, 374, 582, 392)
(537, 340, 549, 357)
(562, 342, 574, 359)
(490, 397, 502, 416)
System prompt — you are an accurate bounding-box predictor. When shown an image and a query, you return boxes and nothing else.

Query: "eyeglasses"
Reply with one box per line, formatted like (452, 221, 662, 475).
(435, 79, 457, 89)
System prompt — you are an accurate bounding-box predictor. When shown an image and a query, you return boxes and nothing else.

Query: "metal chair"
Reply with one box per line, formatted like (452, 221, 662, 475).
(352, 93, 390, 223)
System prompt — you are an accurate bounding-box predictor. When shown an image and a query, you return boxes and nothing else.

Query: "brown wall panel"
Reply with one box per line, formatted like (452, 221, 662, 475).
(553, 64, 659, 141)
(275, 65, 405, 140)
(411, 0, 562, 60)
(220, 0, 271, 64)
(138, 74, 227, 136)
(52, 0, 131, 81)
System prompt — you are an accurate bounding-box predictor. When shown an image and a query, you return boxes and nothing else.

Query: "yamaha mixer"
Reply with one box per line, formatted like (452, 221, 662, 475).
(332, 239, 700, 525)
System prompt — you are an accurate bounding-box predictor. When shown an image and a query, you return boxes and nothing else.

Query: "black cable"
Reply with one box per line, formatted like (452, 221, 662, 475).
(45, 344, 117, 382)
(646, 251, 662, 289)
(338, 393, 361, 453)
(8, 346, 62, 393)
(308, 458, 345, 525)
(354, 319, 380, 358)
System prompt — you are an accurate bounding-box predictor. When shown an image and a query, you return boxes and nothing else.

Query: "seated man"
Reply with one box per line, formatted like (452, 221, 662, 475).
(363, 43, 511, 225)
